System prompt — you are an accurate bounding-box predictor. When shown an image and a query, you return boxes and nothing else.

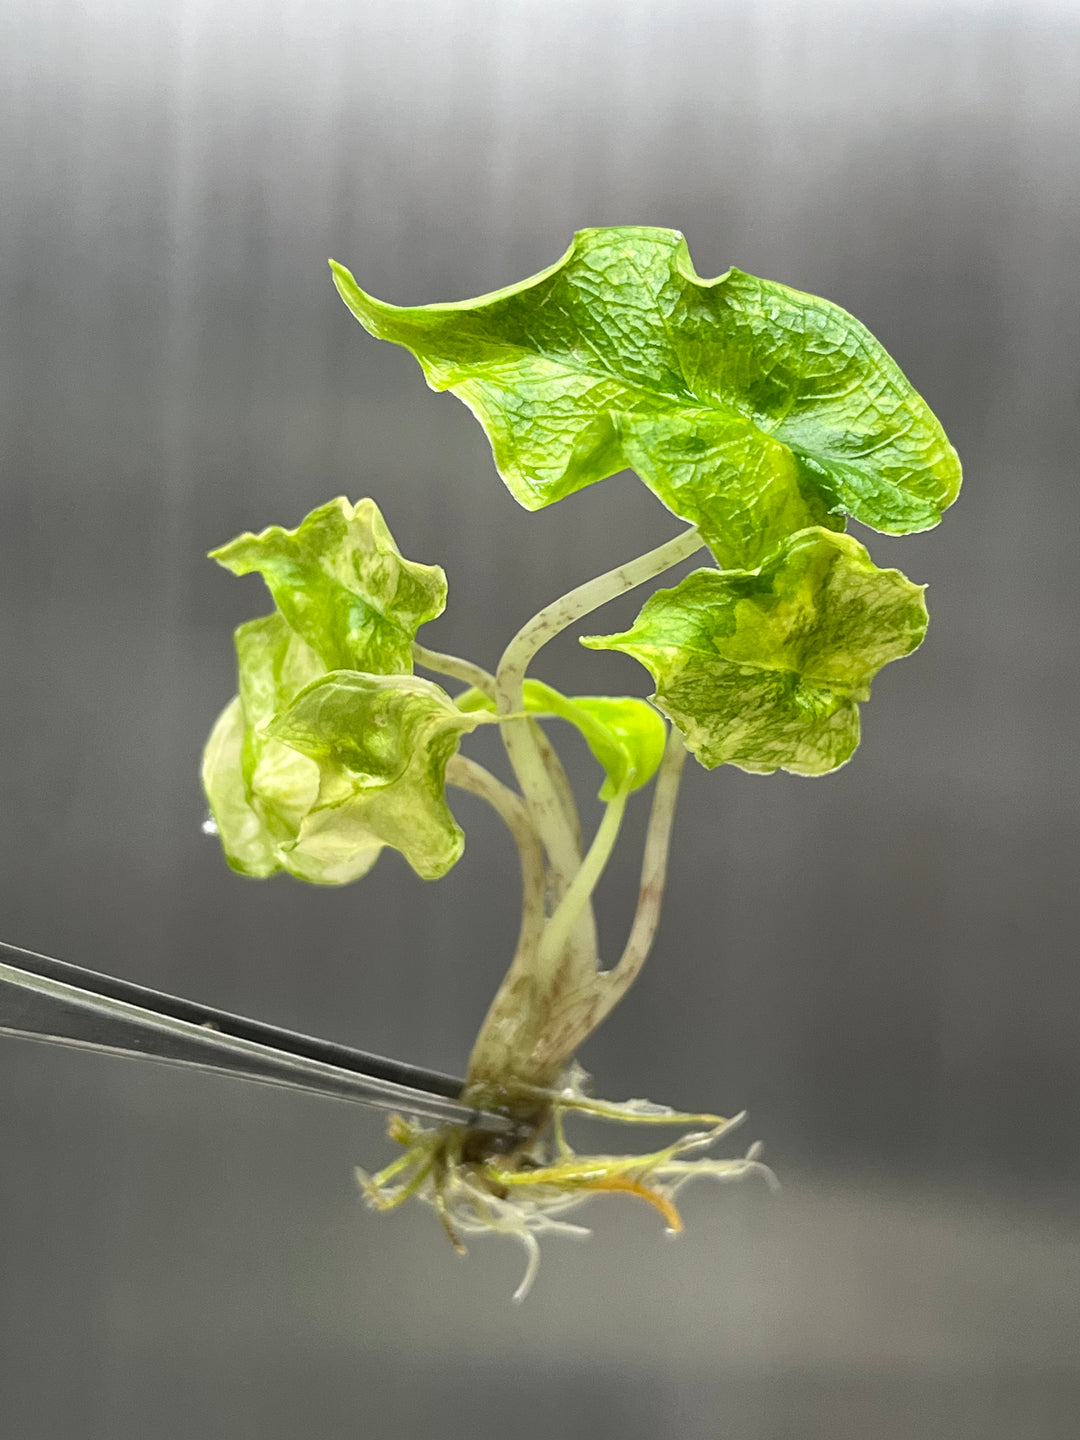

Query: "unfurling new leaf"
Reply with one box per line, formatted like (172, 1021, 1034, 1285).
(456, 678, 667, 799)
(583, 528, 928, 776)
(331, 227, 961, 568)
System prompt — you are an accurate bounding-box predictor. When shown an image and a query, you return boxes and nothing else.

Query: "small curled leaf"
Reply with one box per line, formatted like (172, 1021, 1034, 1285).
(201, 696, 283, 878)
(270, 672, 483, 880)
(202, 612, 383, 884)
(211, 496, 447, 674)
(201, 498, 462, 886)
(582, 528, 928, 776)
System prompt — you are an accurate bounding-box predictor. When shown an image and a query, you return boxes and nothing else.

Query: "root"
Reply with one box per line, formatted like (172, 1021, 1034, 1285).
(356, 1067, 776, 1301)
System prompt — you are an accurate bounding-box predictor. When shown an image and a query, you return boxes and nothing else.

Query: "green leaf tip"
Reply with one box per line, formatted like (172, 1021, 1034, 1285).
(210, 495, 447, 674)
(456, 677, 667, 800)
(332, 227, 961, 568)
(582, 527, 928, 776)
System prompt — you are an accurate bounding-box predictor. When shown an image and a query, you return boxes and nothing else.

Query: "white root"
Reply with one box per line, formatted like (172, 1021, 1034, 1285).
(359, 1077, 773, 1302)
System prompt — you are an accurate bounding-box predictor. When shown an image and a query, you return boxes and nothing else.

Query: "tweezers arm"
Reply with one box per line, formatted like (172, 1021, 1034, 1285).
(0, 944, 513, 1133)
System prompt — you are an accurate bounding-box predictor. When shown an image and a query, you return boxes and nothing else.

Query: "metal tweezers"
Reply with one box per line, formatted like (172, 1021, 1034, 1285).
(0, 939, 514, 1135)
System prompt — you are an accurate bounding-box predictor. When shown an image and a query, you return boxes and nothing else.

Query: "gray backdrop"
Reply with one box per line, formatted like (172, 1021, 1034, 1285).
(2, 2, 1078, 1437)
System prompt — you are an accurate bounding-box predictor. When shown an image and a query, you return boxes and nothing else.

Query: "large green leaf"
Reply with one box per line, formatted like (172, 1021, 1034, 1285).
(270, 671, 482, 880)
(211, 496, 447, 673)
(582, 528, 928, 776)
(456, 678, 667, 800)
(332, 228, 961, 568)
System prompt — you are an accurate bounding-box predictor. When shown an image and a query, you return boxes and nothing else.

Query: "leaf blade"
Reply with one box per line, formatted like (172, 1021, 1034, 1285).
(211, 496, 447, 673)
(332, 228, 960, 567)
(270, 671, 482, 880)
(201, 696, 282, 878)
(202, 613, 387, 885)
(582, 528, 928, 776)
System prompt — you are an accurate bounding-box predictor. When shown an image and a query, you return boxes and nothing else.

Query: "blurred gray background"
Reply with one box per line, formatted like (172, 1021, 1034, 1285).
(2, 1, 1078, 1436)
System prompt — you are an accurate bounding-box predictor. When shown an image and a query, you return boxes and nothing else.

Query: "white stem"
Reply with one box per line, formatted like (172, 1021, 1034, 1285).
(415, 642, 585, 857)
(468, 527, 705, 1090)
(535, 730, 688, 1073)
(445, 754, 545, 968)
(495, 524, 704, 726)
(495, 524, 704, 955)
(413, 643, 496, 700)
(595, 731, 688, 1014)
(527, 719, 583, 858)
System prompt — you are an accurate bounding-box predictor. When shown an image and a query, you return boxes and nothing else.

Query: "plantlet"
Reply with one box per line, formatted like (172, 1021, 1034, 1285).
(202, 227, 961, 1298)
